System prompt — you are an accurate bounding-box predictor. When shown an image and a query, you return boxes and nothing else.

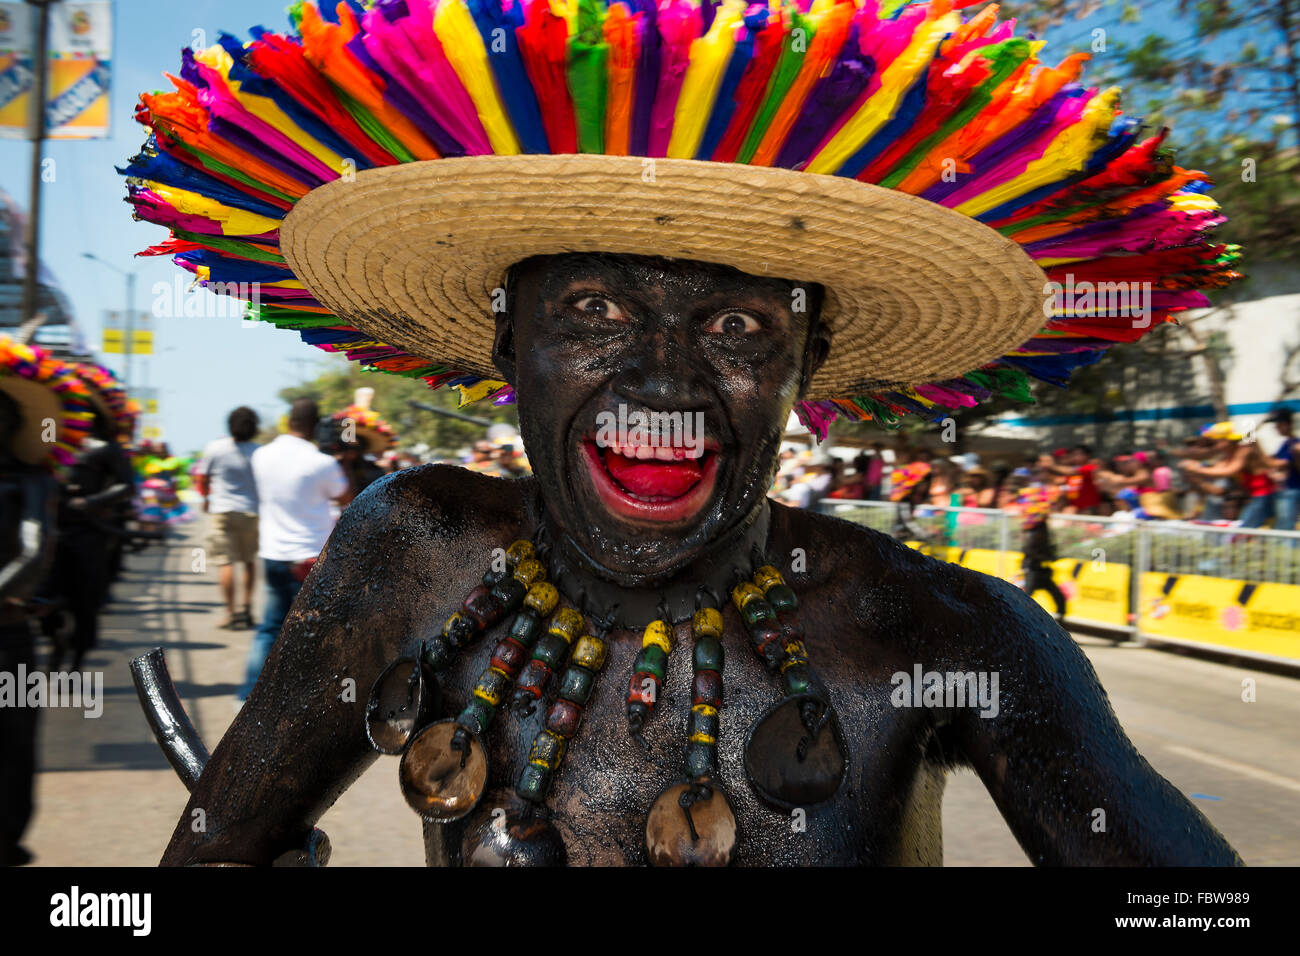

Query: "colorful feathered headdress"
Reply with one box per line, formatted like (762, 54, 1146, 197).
(121, 0, 1240, 439)
(333, 385, 398, 453)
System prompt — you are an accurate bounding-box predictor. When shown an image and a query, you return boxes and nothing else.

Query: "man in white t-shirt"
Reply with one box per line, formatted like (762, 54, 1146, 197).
(238, 399, 348, 702)
(194, 406, 261, 630)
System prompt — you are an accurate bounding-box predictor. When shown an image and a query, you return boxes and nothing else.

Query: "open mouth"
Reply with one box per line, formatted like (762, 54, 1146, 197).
(581, 438, 721, 523)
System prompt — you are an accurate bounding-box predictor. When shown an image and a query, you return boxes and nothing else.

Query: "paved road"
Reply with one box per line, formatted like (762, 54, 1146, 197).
(23, 521, 1300, 866)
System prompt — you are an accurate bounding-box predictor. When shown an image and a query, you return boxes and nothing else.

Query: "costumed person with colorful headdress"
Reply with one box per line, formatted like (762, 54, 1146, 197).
(0, 339, 92, 866)
(327, 386, 397, 499)
(1016, 481, 1065, 623)
(124, 0, 1241, 867)
(888, 453, 931, 540)
(41, 363, 138, 673)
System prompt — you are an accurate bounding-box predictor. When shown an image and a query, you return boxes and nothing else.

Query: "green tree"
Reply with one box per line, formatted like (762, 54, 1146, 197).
(272, 362, 519, 457)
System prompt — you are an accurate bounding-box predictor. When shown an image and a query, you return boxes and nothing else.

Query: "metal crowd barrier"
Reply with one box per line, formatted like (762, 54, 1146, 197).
(818, 498, 1300, 667)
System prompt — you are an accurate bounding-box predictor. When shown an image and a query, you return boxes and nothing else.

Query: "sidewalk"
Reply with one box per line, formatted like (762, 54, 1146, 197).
(27, 518, 421, 866)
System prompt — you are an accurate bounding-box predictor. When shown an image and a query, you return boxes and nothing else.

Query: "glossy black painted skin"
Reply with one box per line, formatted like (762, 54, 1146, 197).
(160, 256, 1242, 866)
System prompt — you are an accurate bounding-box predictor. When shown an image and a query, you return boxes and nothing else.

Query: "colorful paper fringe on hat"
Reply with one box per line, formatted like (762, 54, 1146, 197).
(72, 362, 141, 433)
(333, 403, 399, 447)
(0, 338, 95, 469)
(120, 0, 1242, 440)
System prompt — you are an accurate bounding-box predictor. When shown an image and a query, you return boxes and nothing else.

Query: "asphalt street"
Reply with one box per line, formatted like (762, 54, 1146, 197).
(22, 521, 1300, 866)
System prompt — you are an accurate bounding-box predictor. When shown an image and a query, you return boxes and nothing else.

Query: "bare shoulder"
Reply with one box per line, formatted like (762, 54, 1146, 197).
(774, 502, 1065, 664)
(301, 466, 535, 656)
(338, 464, 533, 533)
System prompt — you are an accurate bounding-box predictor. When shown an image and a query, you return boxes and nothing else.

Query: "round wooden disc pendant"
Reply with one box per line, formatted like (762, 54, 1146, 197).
(398, 719, 487, 822)
(744, 693, 848, 810)
(365, 657, 439, 755)
(644, 780, 737, 867)
(461, 807, 568, 867)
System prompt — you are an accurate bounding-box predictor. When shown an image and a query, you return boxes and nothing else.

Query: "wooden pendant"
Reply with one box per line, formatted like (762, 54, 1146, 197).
(365, 657, 439, 755)
(744, 693, 847, 810)
(399, 719, 488, 822)
(644, 779, 738, 866)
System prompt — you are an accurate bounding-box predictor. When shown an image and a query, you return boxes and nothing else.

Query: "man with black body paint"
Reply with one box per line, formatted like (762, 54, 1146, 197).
(161, 253, 1242, 867)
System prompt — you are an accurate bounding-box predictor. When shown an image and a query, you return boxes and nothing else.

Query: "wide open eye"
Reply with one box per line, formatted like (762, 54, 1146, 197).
(572, 295, 629, 322)
(706, 310, 762, 335)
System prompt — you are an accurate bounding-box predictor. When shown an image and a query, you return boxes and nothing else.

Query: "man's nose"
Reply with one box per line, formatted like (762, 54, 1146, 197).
(611, 335, 712, 412)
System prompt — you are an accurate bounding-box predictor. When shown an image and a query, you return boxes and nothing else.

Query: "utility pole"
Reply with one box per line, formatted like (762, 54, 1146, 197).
(83, 253, 138, 391)
(19, 0, 53, 337)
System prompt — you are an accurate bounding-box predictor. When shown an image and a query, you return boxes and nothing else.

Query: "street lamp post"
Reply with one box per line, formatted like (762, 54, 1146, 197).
(19, 0, 54, 335)
(82, 253, 136, 390)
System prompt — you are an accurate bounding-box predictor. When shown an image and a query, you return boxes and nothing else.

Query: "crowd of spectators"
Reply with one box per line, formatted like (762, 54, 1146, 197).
(771, 409, 1300, 532)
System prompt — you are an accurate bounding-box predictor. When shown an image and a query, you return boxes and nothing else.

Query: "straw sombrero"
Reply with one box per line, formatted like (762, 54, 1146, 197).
(121, 0, 1240, 439)
(0, 339, 94, 467)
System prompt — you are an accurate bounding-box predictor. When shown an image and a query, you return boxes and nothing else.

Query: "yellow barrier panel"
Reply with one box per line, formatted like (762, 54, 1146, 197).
(1141, 572, 1300, 661)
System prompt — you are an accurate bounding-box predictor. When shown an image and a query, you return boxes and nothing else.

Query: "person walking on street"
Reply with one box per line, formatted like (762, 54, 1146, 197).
(1266, 409, 1300, 532)
(239, 400, 348, 704)
(194, 407, 261, 630)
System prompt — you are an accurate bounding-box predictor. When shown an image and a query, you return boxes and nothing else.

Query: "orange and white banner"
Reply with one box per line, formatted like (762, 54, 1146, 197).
(0, 1, 112, 140)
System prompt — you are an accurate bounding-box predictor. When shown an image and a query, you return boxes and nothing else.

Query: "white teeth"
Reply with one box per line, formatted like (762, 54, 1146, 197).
(635, 445, 655, 460)
(653, 446, 674, 461)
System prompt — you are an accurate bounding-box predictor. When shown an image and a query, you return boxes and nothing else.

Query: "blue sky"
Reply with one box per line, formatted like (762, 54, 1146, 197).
(0, 0, 347, 455)
(0, 0, 1287, 453)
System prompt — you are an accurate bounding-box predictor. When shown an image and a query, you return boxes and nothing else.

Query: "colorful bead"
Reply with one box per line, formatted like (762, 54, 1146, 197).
(548, 607, 586, 644)
(422, 635, 455, 671)
(688, 704, 719, 744)
(505, 539, 536, 567)
(692, 670, 722, 707)
(514, 558, 546, 589)
(508, 610, 543, 648)
(489, 638, 529, 678)
(692, 607, 723, 638)
(516, 763, 552, 803)
(766, 584, 797, 612)
(514, 660, 552, 700)
(693, 635, 724, 673)
(490, 576, 527, 614)
(782, 664, 813, 697)
(684, 741, 714, 779)
(523, 581, 559, 616)
(634, 645, 668, 682)
(457, 696, 496, 736)
(473, 668, 512, 707)
(731, 581, 763, 612)
(482, 567, 508, 588)
(628, 672, 658, 706)
(528, 729, 567, 770)
(641, 620, 673, 654)
(571, 634, 607, 672)
(462, 586, 504, 630)
(557, 666, 595, 706)
(740, 599, 776, 630)
(753, 565, 785, 592)
(443, 611, 476, 649)
(531, 633, 570, 671)
(546, 699, 583, 739)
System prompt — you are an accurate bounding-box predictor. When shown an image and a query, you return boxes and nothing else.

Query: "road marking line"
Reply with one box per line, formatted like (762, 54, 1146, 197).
(1166, 744, 1300, 794)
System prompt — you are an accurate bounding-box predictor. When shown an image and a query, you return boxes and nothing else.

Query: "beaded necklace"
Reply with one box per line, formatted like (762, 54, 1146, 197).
(365, 536, 847, 866)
